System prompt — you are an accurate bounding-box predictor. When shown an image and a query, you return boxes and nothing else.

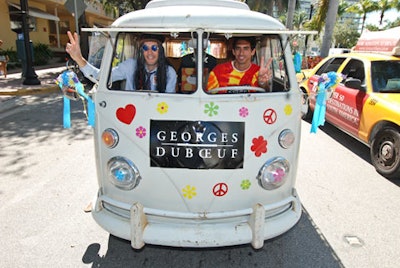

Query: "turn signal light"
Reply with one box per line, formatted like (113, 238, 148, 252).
(102, 128, 119, 148)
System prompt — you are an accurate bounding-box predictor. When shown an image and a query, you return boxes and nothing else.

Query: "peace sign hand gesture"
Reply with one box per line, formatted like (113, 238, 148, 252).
(258, 57, 273, 88)
(65, 31, 87, 68)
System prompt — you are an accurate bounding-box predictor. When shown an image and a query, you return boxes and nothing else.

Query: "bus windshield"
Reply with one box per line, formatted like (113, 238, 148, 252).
(106, 32, 290, 94)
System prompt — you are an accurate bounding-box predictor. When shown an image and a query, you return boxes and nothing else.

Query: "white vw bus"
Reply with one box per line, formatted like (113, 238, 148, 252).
(85, 0, 308, 249)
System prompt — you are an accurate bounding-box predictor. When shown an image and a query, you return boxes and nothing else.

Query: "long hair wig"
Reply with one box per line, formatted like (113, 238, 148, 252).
(134, 44, 168, 93)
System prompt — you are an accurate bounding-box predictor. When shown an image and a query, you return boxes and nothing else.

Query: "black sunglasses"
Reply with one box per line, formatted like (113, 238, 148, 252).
(142, 44, 159, 52)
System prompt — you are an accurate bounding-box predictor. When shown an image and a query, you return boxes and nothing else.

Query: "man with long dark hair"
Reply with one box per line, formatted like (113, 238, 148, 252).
(65, 31, 176, 93)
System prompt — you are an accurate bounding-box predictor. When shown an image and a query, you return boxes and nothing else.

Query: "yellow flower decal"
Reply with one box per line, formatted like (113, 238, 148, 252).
(182, 185, 197, 199)
(284, 104, 292, 115)
(157, 102, 169, 114)
(240, 179, 251, 190)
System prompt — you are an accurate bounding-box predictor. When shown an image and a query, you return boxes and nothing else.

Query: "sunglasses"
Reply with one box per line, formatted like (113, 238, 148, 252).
(142, 44, 159, 52)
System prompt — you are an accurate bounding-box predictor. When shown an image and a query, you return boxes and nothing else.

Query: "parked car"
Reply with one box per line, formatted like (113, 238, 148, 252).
(328, 48, 351, 55)
(299, 50, 400, 179)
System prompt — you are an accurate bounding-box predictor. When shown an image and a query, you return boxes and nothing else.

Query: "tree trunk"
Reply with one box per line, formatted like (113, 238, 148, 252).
(286, 0, 296, 30)
(320, 0, 339, 57)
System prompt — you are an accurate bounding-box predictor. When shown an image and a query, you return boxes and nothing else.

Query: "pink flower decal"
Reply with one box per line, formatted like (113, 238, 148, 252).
(136, 126, 147, 138)
(273, 168, 285, 182)
(250, 136, 267, 157)
(239, 106, 249, 117)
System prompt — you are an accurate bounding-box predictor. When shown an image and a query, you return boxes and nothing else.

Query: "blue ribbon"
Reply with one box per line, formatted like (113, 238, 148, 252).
(72, 75, 95, 127)
(310, 72, 339, 133)
(310, 83, 327, 133)
(58, 70, 95, 128)
(63, 96, 71, 128)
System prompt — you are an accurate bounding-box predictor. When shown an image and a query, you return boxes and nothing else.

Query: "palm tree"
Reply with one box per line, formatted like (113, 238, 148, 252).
(306, 0, 330, 33)
(337, 0, 350, 17)
(293, 11, 309, 30)
(320, 0, 340, 57)
(346, 0, 379, 33)
(376, 0, 395, 26)
(287, 0, 297, 29)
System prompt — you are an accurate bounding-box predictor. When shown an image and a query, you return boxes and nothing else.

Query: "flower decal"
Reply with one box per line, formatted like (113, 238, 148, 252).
(239, 106, 249, 118)
(204, 102, 219, 117)
(284, 104, 292, 116)
(136, 126, 146, 138)
(182, 185, 197, 199)
(240, 179, 251, 190)
(157, 102, 169, 114)
(250, 136, 268, 157)
(273, 168, 285, 183)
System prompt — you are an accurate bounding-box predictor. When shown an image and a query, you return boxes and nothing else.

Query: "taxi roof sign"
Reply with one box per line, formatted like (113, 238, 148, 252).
(353, 27, 400, 56)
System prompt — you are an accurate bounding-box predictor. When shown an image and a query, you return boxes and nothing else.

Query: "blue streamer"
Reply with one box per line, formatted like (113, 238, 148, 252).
(72, 75, 95, 127)
(56, 70, 96, 128)
(310, 83, 327, 133)
(310, 72, 341, 133)
(63, 96, 71, 128)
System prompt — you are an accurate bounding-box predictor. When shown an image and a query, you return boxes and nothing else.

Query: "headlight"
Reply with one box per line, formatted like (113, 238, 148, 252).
(102, 128, 119, 148)
(107, 156, 141, 190)
(278, 129, 295, 149)
(257, 157, 290, 190)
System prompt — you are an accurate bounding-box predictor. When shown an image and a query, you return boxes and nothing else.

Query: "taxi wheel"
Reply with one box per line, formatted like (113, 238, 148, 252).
(370, 127, 400, 179)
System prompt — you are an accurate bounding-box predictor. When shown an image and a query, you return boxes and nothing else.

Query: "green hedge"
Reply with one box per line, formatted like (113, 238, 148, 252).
(0, 42, 54, 68)
(33, 43, 54, 65)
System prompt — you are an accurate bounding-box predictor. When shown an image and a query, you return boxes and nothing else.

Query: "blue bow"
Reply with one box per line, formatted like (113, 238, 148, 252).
(310, 71, 340, 133)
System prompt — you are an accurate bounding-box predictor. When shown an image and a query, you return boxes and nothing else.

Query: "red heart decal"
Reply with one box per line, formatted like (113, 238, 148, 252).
(116, 104, 136, 125)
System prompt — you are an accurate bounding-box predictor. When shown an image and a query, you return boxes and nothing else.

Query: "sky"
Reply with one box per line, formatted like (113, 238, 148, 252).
(365, 9, 399, 27)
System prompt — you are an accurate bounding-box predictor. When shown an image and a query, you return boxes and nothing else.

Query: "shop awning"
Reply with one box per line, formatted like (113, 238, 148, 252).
(8, 2, 60, 21)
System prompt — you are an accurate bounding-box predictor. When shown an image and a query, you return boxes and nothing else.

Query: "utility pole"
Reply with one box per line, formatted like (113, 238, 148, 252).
(20, 0, 40, 85)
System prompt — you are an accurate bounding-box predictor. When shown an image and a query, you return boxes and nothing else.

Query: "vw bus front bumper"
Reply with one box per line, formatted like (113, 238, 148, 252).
(91, 189, 301, 249)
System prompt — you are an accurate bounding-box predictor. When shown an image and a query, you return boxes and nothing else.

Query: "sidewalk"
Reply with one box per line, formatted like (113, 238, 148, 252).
(0, 62, 67, 114)
(0, 63, 66, 96)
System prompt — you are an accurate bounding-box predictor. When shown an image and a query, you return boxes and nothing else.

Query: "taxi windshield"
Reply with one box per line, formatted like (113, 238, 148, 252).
(371, 61, 400, 93)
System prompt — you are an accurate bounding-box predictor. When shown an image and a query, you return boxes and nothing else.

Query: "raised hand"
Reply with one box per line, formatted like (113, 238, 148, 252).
(65, 31, 86, 67)
(258, 57, 273, 87)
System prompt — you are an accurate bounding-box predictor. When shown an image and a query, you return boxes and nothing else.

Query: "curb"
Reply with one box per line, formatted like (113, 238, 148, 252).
(0, 85, 59, 96)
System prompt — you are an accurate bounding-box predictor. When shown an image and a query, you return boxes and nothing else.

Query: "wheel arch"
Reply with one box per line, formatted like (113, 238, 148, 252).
(369, 120, 400, 144)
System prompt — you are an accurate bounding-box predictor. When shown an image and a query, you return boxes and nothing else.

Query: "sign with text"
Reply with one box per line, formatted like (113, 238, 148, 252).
(150, 120, 244, 169)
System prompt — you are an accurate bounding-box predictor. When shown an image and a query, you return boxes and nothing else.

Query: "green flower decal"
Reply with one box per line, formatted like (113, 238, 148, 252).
(240, 179, 251, 190)
(204, 102, 219, 117)
(182, 185, 197, 199)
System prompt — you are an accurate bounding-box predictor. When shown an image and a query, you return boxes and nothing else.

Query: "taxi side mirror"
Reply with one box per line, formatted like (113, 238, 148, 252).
(344, 78, 361, 90)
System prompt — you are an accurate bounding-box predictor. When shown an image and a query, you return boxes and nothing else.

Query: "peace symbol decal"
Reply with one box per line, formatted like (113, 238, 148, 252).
(263, 108, 277, 125)
(212, 182, 228, 197)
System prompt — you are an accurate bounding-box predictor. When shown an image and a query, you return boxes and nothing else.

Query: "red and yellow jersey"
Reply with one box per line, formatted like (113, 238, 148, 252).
(207, 61, 260, 90)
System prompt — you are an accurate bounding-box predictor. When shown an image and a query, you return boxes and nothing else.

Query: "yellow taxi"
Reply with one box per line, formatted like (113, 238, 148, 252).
(299, 27, 400, 179)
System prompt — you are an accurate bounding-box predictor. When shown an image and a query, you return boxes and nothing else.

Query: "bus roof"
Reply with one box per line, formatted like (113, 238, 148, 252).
(82, 0, 317, 36)
(145, 0, 249, 10)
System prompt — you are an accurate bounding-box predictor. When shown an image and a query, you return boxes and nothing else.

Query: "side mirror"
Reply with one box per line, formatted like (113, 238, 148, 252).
(344, 78, 361, 90)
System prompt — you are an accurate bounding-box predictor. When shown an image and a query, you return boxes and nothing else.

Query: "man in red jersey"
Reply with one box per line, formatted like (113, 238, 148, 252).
(206, 37, 272, 93)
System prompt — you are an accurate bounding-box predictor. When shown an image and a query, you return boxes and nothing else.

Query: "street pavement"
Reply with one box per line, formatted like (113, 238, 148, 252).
(0, 63, 66, 114)
(0, 63, 400, 268)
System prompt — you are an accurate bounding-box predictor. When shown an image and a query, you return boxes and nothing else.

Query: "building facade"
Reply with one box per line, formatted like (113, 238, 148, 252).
(0, 0, 116, 52)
